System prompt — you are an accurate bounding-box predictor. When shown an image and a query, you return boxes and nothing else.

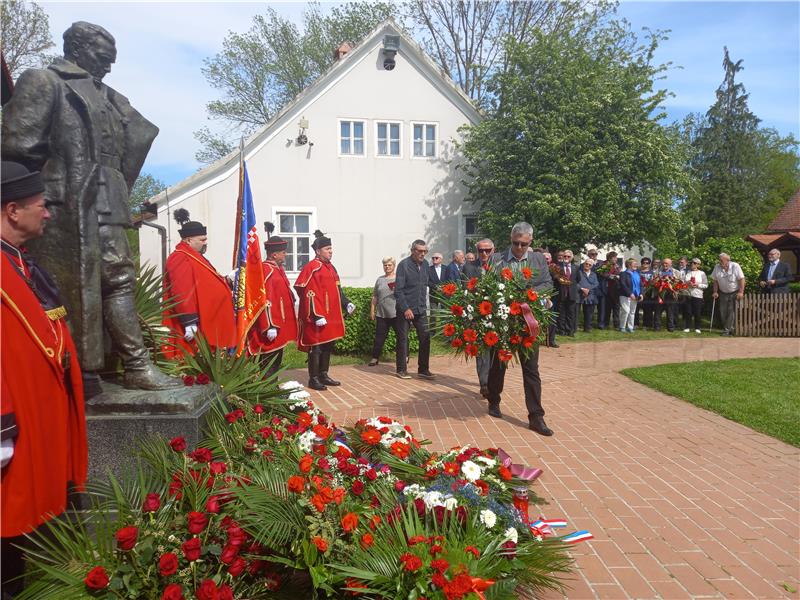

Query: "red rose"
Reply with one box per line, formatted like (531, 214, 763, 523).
(205, 495, 221, 514)
(181, 537, 202, 561)
(161, 583, 184, 600)
(287, 475, 305, 493)
(187, 511, 209, 534)
(226, 525, 247, 547)
(527, 289, 538, 302)
(189, 448, 212, 463)
(501, 540, 517, 558)
(196, 373, 210, 385)
(169, 437, 187, 452)
(441, 282, 457, 297)
(196, 579, 218, 600)
(317, 457, 330, 471)
(83, 566, 109, 590)
(299, 454, 313, 473)
(479, 300, 493, 316)
(158, 552, 179, 577)
(341, 512, 359, 532)
(501, 267, 513, 281)
(360, 429, 381, 445)
(312, 535, 328, 552)
(220, 543, 240, 565)
(360, 533, 374, 549)
(219, 584, 234, 600)
(115, 526, 138, 551)
(483, 331, 499, 346)
(351, 480, 365, 496)
(365, 468, 378, 481)
(442, 323, 456, 336)
(142, 492, 161, 513)
(228, 556, 247, 577)
(450, 304, 464, 316)
(182, 374, 195, 386)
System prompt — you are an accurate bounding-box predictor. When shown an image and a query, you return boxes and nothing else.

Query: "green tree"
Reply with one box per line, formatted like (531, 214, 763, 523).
(129, 173, 166, 213)
(458, 21, 691, 252)
(0, 0, 54, 78)
(695, 236, 763, 293)
(684, 48, 800, 238)
(195, 2, 397, 163)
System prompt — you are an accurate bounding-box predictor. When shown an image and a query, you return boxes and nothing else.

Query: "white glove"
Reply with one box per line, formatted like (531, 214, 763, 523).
(266, 328, 278, 341)
(1, 438, 14, 468)
(346, 303, 356, 315)
(184, 324, 198, 342)
(226, 268, 239, 282)
(315, 317, 327, 327)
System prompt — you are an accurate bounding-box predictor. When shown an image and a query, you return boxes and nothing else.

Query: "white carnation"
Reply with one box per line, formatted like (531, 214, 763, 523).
(297, 430, 317, 452)
(498, 283, 505, 290)
(443, 497, 459, 510)
(475, 456, 496, 468)
(480, 509, 497, 528)
(461, 460, 482, 482)
(423, 491, 444, 509)
(503, 527, 518, 543)
(280, 381, 303, 390)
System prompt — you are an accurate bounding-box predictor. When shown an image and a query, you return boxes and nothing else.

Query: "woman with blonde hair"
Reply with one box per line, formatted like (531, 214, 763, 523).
(368, 256, 397, 366)
(683, 258, 708, 333)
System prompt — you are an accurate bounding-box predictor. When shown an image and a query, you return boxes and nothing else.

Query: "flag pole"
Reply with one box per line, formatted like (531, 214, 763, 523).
(232, 137, 245, 269)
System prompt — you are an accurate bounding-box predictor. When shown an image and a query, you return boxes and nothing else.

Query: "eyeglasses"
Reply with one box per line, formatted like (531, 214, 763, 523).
(511, 241, 530, 248)
(432, 256, 442, 260)
(477, 248, 493, 254)
(588, 252, 598, 256)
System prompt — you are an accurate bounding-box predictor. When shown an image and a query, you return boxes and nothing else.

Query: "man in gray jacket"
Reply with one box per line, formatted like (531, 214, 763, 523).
(489, 222, 555, 436)
(394, 239, 434, 380)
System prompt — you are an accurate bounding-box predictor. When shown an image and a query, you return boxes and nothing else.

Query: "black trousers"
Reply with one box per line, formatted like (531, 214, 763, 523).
(641, 301, 655, 328)
(2, 534, 26, 597)
(557, 298, 577, 335)
(580, 303, 595, 331)
(683, 297, 703, 330)
(654, 300, 677, 330)
(395, 313, 430, 373)
(258, 348, 284, 380)
(487, 346, 544, 420)
(600, 294, 620, 329)
(371, 317, 398, 359)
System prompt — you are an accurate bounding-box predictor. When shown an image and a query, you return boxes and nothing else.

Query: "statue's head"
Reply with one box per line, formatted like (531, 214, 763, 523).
(63, 21, 116, 81)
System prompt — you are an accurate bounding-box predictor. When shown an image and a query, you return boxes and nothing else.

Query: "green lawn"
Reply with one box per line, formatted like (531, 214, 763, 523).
(621, 358, 800, 447)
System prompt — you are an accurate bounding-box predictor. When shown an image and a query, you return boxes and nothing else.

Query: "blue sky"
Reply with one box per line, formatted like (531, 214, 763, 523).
(38, 1, 799, 187)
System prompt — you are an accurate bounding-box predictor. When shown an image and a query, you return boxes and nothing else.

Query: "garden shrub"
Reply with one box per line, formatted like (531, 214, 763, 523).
(336, 287, 418, 355)
(694, 236, 763, 292)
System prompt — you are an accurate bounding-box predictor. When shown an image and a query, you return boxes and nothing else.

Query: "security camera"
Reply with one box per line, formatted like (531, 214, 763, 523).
(383, 56, 395, 71)
(382, 34, 399, 71)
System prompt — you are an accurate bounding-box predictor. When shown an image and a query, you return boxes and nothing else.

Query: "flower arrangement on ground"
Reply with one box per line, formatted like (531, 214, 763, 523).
(18, 370, 585, 599)
(433, 265, 554, 364)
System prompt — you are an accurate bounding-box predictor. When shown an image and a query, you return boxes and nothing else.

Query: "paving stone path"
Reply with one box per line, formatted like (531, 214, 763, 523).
(287, 337, 800, 599)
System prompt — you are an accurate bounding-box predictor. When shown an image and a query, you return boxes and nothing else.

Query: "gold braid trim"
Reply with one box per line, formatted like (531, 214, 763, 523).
(45, 305, 67, 320)
(0, 289, 56, 358)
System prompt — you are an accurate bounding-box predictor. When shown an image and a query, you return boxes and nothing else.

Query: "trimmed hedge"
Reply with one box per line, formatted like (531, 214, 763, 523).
(336, 287, 419, 355)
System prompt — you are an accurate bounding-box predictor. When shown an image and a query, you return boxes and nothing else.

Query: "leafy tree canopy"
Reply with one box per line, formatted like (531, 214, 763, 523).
(0, 0, 54, 78)
(129, 173, 167, 213)
(459, 18, 692, 253)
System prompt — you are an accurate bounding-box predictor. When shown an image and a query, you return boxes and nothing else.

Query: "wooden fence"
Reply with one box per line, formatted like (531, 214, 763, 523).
(735, 293, 800, 337)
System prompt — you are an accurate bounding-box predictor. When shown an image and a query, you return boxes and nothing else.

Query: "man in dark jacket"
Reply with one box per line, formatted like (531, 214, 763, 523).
(394, 239, 434, 380)
(488, 222, 554, 436)
(442, 250, 465, 283)
(758, 249, 792, 294)
(556, 249, 580, 336)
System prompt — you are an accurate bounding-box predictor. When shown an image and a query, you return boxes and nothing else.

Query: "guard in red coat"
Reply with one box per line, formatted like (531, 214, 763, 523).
(1, 162, 88, 596)
(163, 209, 237, 358)
(294, 231, 354, 390)
(247, 235, 298, 378)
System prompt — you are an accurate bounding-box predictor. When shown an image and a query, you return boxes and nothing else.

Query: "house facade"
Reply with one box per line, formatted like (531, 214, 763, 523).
(139, 20, 481, 287)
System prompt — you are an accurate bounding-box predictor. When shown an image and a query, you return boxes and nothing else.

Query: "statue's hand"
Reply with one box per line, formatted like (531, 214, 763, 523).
(184, 325, 198, 342)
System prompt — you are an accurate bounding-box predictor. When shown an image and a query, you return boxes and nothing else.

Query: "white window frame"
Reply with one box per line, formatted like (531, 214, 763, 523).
(374, 120, 403, 159)
(337, 118, 367, 157)
(410, 121, 438, 159)
(272, 206, 317, 274)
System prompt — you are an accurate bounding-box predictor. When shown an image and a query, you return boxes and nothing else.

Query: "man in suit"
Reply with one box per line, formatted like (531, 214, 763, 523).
(488, 222, 554, 436)
(442, 250, 465, 283)
(557, 250, 580, 336)
(427, 252, 444, 329)
(759, 249, 792, 294)
(463, 238, 494, 398)
(395, 239, 434, 380)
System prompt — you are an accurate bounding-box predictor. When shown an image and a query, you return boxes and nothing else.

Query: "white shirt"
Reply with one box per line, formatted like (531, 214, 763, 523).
(711, 262, 744, 293)
(683, 269, 708, 298)
(434, 265, 442, 279)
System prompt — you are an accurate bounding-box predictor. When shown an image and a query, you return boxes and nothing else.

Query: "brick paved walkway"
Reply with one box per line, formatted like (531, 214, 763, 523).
(288, 337, 800, 599)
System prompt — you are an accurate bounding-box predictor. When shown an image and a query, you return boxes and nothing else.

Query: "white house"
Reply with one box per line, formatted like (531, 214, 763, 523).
(139, 19, 482, 287)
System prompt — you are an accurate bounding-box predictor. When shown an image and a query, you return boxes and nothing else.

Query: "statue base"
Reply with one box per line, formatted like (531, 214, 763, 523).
(84, 380, 219, 483)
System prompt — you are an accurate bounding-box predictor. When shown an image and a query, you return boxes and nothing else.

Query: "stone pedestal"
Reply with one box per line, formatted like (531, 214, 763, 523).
(84, 381, 219, 483)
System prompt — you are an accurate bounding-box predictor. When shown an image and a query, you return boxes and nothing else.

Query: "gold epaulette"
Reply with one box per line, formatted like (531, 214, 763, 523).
(45, 305, 67, 321)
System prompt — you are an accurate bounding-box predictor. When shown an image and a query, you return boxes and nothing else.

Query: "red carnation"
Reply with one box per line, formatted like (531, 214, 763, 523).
(187, 511, 209, 534)
(341, 512, 359, 532)
(188, 447, 212, 463)
(115, 526, 138, 551)
(483, 331, 499, 346)
(158, 552, 179, 577)
(431, 558, 450, 573)
(312, 535, 328, 552)
(142, 492, 161, 513)
(83, 566, 109, 590)
(161, 583, 184, 600)
(479, 300, 493, 316)
(196, 579, 218, 600)
(527, 289, 538, 302)
(441, 282, 457, 297)
(209, 461, 227, 475)
(450, 304, 464, 317)
(182, 374, 195, 386)
(299, 454, 313, 473)
(181, 537, 202, 562)
(466, 545, 481, 557)
(287, 475, 305, 493)
(442, 323, 456, 336)
(399, 552, 423, 572)
(169, 437, 187, 452)
(360, 429, 381, 445)
(501, 267, 513, 281)
(196, 373, 210, 385)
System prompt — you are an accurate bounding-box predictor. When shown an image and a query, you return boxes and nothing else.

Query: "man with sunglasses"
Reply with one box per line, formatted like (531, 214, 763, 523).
(463, 239, 495, 397)
(394, 239, 434, 380)
(488, 222, 555, 436)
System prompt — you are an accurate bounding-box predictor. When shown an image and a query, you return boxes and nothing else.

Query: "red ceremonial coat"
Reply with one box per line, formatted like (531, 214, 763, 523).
(247, 261, 298, 355)
(294, 258, 346, 350)
(162, 241, 236, 359)
(1, 249, 88, 538)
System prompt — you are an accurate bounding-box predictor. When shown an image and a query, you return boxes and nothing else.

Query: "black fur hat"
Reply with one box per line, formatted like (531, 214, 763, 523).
(174, 208, 206, 238)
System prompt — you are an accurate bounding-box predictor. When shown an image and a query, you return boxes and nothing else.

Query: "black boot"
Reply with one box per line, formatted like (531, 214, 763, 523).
(308, 351, 327, 391)
(318, 351, 340, 386)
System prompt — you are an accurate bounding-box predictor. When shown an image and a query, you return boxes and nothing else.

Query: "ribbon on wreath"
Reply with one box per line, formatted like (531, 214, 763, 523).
(468, 577, 496, 599)
(530, 516, 593, 544)
(497, 448, 543, 481)
(519, 302, 540, 339)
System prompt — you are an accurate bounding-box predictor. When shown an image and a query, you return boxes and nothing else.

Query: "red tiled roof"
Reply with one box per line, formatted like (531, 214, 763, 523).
(767, 189, 800, 232)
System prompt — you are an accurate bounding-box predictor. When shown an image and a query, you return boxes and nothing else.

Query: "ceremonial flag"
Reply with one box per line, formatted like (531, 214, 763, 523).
(232, 141, 266, 355)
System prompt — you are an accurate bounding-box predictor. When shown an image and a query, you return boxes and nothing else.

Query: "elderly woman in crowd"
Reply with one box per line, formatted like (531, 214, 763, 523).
(368, 256, 397, 366)
(682, 258, 708, 333)
(577, 258, 600, 332)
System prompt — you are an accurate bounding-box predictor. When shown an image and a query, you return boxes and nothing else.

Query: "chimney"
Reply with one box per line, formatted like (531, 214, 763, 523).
(333, 42, 354, 61)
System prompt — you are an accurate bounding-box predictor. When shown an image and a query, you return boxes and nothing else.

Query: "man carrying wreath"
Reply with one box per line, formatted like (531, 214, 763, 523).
(489, 222, 555, 436)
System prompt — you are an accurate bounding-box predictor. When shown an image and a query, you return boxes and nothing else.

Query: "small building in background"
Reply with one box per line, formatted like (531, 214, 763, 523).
(746, 189, 800, 280)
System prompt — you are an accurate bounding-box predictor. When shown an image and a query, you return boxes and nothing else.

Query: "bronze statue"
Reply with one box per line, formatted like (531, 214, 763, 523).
(1, 22, 179, 391)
